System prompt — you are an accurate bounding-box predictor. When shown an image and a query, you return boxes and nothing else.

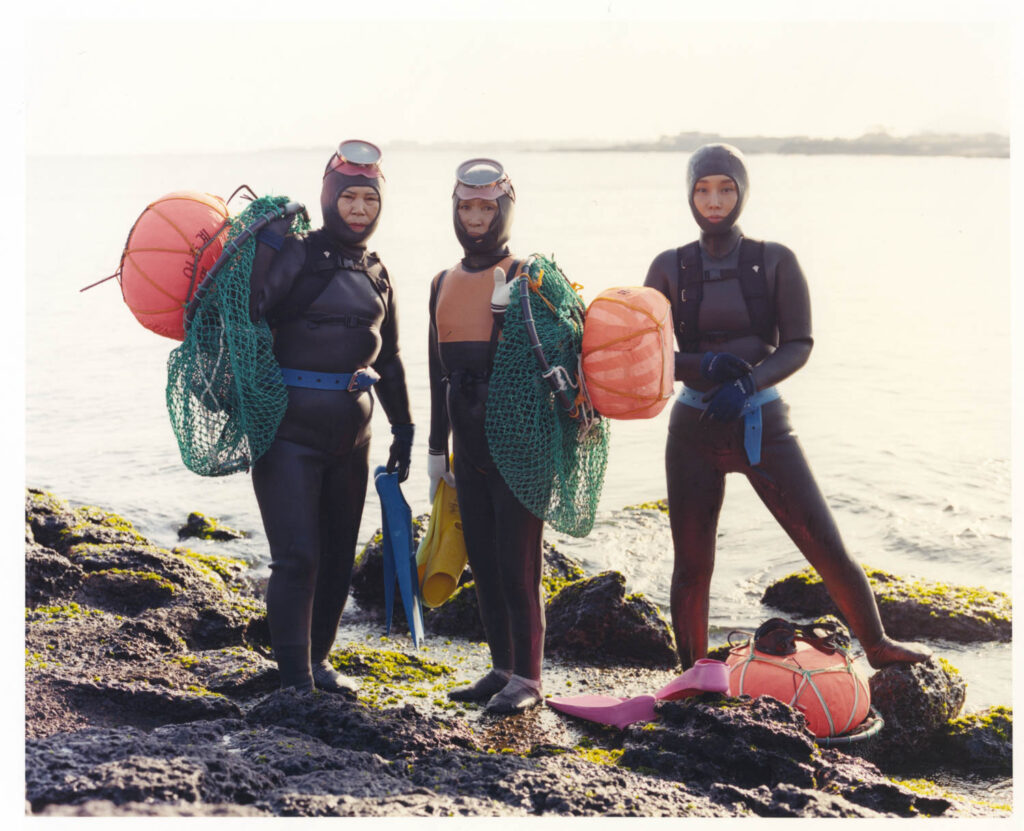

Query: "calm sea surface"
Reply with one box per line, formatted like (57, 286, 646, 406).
(25, 149, 1011, 709)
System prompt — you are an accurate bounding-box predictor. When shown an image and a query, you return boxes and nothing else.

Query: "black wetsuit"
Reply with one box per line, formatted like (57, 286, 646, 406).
(428, 251, 545, 681)
(645, 225, 895, 668)
(249, 226, 411, 687)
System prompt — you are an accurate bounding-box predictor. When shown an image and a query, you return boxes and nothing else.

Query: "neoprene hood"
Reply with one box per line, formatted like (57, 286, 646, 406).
(452, 167, 516, 258)
(686, 143, 749, 235)
(321, 164, 383, 246)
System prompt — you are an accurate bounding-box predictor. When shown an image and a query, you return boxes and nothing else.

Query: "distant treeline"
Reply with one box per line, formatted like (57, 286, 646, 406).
(601, 130, 1009, 159)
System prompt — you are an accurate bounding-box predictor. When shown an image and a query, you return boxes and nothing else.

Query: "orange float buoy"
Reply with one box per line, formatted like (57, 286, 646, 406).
(117, 191, 231, 340)
(581, 286, 674, 419)
(725, 638, 872, 738)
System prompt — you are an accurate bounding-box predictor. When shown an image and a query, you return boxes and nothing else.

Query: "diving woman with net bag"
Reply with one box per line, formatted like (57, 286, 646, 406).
(247, 141, 414, 693)
(426, 159, 609, 714)
(426, 159, 548, 714)
(643, 143, 932, 671)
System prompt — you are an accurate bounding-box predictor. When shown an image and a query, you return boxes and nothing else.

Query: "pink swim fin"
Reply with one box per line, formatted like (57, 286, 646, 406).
(545, 659, 730, 729)
(545, 694, 657, 729)
(655, 658, 730, 700)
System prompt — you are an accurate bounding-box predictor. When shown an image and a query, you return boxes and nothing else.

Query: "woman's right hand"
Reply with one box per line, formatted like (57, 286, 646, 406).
(700, 351, 753, 382)
(427, 450, 456, 502)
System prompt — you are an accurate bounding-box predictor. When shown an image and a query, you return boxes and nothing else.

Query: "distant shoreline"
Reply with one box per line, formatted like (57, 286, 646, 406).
(389, 130, 1009, 159)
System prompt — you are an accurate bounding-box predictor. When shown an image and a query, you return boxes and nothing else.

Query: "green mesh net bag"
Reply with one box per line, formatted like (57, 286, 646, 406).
(486, 255, 610, 537)
(166, 195, 310, 476)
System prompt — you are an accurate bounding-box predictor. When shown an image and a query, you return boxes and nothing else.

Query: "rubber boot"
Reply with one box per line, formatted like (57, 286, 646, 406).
(275, 643, 314, 693)
(485, 674, 543, 715)
(312, 659, 359, 694)
(448, 669, 512, 702)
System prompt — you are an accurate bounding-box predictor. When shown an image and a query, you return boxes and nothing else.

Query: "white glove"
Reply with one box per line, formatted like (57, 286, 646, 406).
(490, 266, 512, 314)
(427, 451, 456, 502)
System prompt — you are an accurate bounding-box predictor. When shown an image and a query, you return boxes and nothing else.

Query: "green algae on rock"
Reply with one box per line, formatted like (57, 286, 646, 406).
(762, 566, 1010, 643)
(177, 512, 249, 542)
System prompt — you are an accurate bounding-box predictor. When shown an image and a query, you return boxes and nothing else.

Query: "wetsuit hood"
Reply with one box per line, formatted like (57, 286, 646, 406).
(686, 143, 749, 236)
(321, 165, 384, 247)
(453, 192, 515, 260)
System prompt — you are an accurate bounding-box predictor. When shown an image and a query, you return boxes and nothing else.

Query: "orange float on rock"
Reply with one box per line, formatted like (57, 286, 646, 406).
(581, 286, 674, 419)
(725, 638, 872, 739)
(117, 191, 231, 340)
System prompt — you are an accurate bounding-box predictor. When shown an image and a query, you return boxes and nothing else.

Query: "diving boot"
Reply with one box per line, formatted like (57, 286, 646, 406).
(485, 674, 543, 715)
(312, 660, 359, 694)
(448, 669, 512, 702)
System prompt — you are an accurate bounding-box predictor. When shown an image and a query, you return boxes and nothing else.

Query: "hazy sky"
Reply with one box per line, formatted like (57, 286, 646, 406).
(20, 0, 1015, 156)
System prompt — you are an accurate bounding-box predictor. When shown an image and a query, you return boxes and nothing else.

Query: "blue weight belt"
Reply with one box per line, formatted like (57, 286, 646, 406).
(678, 384, 781, 466)
(280, 367, 380, 391)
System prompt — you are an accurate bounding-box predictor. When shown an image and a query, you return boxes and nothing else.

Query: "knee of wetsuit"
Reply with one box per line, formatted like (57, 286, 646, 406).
(268, 543, 319, 586)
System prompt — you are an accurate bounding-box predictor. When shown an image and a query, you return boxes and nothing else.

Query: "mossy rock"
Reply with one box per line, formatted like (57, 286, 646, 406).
(849, 657, 967, 770)
(940, 705, 1012, 772)
(177, 512, 248, 542)
(328, 643, 452, 685)
(762, 566, 1010, 643)
(423, 581, 486, 640)
(546, 571, 678, 668)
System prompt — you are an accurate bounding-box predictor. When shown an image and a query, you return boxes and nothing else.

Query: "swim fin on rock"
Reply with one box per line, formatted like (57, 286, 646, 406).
(374, 465, 425, 647)
(545, 658, 730, 728)
(415, 476, 468, 607)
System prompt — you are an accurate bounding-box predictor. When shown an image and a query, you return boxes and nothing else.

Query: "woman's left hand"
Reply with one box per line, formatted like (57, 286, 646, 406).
(701, 374, 755, 422)
(387, 424, 414, 482)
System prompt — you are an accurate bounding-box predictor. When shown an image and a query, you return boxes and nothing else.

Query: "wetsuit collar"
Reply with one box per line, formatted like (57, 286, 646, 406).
(461, 246, 511, 271)
(699, 226, 742, 260)
(319, 229, 370, 261)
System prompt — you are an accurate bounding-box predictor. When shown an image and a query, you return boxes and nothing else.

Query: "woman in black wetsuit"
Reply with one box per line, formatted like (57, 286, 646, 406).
(644, 143, 931, 670)
(427, 159, 546, 714)
(248, 140, 414, 692)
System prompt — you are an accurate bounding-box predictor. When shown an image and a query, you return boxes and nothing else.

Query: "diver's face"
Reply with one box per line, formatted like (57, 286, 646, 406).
(692, 175, 738, 224)
(337, 186, 380, 232)
(457, 198, 498, 237)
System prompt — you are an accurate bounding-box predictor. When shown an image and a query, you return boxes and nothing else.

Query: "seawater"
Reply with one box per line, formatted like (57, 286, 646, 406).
(25, 149, 1011, 710)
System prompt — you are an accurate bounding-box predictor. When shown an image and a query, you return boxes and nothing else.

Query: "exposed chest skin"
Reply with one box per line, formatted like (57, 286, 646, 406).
(432, 255, 517, 375)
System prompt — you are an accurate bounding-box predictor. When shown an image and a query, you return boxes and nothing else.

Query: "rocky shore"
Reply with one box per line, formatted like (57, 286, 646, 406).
(24, 488, 1012, 818)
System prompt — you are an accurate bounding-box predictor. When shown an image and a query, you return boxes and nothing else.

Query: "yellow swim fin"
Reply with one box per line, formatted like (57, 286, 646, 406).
(415, 477, 468, 607)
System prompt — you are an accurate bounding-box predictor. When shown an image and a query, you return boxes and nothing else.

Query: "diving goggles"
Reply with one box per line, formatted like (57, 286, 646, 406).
(751, 618, 852, 656)
(325, 139, 385, 179)
(453, 157, 515, 201)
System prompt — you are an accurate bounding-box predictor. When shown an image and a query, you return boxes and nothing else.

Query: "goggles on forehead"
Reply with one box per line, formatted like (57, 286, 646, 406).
(453, 158, 515, 201)
(325, 139, 385, 179)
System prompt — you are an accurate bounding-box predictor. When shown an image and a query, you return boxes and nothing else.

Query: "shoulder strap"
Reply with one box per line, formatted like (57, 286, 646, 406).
(674, 242, 703, 352)
(362, 254, 391, 327)
(736, 239, 774, 345)
(267, 238, 331, 327)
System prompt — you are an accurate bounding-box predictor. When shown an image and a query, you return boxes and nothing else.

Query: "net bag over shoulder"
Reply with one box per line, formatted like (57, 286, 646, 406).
(166, 195, 310, 476)
(485, 255, 609, 538)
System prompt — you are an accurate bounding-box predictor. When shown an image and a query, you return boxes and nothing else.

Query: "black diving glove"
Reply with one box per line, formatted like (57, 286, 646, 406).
(700, 351, 753, 383)
(257, 216, 293, 251)
(387, 424, 414, 482)
(702, 373, 755, 423)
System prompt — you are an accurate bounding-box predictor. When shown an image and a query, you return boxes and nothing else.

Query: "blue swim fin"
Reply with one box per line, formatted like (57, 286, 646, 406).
(374, 465, 425, 647)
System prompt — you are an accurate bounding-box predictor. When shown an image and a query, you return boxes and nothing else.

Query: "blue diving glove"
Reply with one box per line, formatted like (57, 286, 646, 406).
(387, 424, 414, 482)
(700, 351, 753, 383)
(701, 374, 755, 423)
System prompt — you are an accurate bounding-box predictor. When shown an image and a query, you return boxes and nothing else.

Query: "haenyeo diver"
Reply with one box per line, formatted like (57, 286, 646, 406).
(248, 140, 414, 692)
(643, 143, 932, 670)
(427, 159, 546, 714)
